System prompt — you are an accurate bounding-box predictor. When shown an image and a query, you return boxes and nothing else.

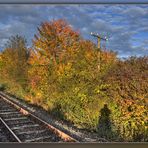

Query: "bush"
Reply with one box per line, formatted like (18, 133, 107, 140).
(0, 83, 7, 91)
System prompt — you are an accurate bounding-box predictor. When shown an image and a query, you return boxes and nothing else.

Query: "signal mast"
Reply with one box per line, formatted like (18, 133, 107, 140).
(90, 32, 108, 71)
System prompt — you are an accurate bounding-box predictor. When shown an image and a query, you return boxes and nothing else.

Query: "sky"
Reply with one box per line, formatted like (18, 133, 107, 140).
(0, 4, 148, 58)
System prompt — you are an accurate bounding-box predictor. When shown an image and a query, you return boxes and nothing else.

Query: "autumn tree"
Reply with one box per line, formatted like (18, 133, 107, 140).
(103, 56, 148, 141)
(0, 35, 29, 94)
(28, 19, 117, 131)
(32, 19, 80, 65)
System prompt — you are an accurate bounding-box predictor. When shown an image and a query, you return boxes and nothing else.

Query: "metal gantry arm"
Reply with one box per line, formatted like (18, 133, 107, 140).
(91, 32, 108, 49)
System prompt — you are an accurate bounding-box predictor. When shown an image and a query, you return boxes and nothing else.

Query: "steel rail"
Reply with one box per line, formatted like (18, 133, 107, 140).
(0, 117, 21, 143)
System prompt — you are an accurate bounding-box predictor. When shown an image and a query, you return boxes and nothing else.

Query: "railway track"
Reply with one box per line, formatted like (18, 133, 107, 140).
(0, 93, 77, 143)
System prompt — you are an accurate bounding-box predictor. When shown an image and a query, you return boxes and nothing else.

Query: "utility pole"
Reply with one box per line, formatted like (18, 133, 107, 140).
(91, 32, 108, 71)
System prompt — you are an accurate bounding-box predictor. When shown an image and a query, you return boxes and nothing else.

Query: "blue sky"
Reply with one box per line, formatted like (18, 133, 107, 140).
(0, 5, 148, 58)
